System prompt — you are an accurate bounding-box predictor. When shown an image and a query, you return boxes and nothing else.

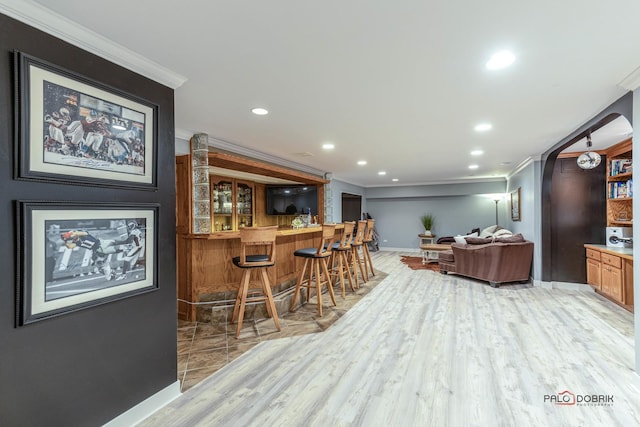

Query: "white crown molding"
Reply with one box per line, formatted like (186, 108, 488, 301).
(619, 64, 640, 91)
(174, 128, 327, 178)
(0, 0, 187, 89)
(506, 156, 538, 180)
(364, 176, 507, 188)
(175, 128, 193, 142)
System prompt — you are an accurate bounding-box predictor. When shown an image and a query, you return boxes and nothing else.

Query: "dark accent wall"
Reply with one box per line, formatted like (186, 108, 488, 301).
(550, 157, 607, 282)
(0, 14, 177, 426)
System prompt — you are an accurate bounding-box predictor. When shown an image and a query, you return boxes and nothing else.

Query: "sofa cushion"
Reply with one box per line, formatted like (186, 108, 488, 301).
(465, 236, 493, 245)
(438, 250, 455, 262)
(495, 233, 526, 243)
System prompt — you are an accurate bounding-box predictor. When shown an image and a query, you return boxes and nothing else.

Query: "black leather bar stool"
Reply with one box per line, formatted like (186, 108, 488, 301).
(329, 221, 356, 298)
(231, 226, 280, 338)
(289, 224, 337, 316)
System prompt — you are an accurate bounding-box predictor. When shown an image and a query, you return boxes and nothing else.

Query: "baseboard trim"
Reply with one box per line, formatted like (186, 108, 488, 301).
(104, 381, 181, 427)
(533, 280, 594, 292)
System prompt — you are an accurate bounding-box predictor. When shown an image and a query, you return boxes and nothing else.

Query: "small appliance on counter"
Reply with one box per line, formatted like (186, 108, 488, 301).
(606, 226, 633, 248)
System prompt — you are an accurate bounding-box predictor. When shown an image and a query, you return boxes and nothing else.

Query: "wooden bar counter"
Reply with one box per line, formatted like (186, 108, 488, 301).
(176, 149, 332, 321)
(177, 226, 339, 321)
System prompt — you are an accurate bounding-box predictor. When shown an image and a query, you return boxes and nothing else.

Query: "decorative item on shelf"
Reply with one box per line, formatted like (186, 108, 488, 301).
(420, 213, 434, 236)
(577, 133, 601, 170)
(291, 216, 304, 229)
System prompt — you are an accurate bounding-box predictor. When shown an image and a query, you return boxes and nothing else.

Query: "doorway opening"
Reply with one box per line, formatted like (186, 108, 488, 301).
(341, 193, 362, 222)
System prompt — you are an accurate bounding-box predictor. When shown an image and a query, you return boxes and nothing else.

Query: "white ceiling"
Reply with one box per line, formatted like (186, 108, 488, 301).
(13, 0, 640, 186)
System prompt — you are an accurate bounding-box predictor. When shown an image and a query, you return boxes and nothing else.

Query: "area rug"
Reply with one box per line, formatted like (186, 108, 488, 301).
(400, 255, 440, 272)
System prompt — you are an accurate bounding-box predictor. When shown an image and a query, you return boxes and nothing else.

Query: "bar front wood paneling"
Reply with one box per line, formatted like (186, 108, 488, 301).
(177, 227, 330, 321)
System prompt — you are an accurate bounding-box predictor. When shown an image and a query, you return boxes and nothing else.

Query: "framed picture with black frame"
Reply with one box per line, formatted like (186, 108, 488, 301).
(511, 187, 521, 221)
(13, 51, 158, 189)
(16, 201, 159, 325)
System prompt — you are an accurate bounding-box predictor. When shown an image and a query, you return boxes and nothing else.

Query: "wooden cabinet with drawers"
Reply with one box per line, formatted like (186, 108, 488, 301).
(584, 244, 633, 311)
(586, 248, 601, 289)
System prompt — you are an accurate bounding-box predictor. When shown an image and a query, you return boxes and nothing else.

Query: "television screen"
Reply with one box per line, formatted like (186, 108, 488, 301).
(266, 185, 318, 216)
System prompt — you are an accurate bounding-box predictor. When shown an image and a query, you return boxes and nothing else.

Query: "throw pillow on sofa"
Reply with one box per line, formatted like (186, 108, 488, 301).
(454, 235, 467, 244)
(454, 231, 479, 244)
(493, 228, 513, 238)
(479, 225, 501, 238)
(495, 233, 525, 243)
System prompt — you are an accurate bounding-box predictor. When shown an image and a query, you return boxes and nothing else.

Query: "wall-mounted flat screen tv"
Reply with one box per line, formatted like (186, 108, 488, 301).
(266, 185, 318, 216)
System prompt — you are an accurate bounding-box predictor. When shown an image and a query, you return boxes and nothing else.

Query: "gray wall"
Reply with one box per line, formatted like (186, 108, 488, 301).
(365, 181, 507, 249)
(507, 161, 541, 278)
(329, 179, 367, 222)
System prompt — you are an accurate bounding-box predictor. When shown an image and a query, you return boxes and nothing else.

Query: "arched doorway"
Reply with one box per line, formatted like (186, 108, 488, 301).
(548, 115, 632, 283)
(540, 92, 633, 283)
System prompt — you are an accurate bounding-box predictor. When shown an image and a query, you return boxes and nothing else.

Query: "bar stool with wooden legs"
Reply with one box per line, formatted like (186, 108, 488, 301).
(362, 218, 376, 280)
(289, 224, 337, 316)
(329, 221, 356, 298)
(231, 226, 280, 338)
(349, 220, 368, 288)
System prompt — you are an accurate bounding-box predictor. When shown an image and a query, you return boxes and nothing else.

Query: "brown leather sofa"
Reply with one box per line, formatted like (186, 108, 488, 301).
(438, 235, 533, 287)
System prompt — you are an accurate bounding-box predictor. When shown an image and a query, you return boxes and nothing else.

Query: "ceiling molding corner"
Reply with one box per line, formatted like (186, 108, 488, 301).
(0, 0, 187, 89)
(507, 156, 538, 180)
(618, 64, 640, 91)
(175, 128, 194, 142)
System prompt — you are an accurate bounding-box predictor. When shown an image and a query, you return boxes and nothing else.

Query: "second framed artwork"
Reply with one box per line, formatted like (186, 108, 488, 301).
(14, 51, 157, 189)
(16, 201, 159, 325)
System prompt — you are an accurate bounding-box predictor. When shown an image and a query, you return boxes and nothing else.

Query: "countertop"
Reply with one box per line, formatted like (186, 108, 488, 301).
(584, 244, 633, 260)
(182, 224, 343, 240)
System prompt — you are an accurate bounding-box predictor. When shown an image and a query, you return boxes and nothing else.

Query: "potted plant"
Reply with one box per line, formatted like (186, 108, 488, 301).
(420, 213, 435, 236)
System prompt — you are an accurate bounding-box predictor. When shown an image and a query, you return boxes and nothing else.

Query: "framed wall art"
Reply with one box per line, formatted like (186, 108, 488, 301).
(16, 201, 159, 325)
(511, 187, 521, 221)
(14, 51, 157, 189)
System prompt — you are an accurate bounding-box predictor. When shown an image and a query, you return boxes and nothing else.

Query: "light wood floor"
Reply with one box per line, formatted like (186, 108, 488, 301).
(140, 251, 640, 426)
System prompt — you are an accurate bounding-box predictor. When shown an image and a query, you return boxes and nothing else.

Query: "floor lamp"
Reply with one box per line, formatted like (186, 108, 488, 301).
(494, 198, 500, 226)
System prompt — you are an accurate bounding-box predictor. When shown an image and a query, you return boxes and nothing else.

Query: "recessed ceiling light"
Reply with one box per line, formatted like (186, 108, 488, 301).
(392, 178, 399, 182)
(251, 107, 269, 115)
(468, 164, 479, 170)
(474, 123, 492, 132)
(357, 160, 367, 166)
(322, 143, 335, 150)
(486, 50, 515, 70)
(378, 171, 387, 176)
(470, 150, 484, 156)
